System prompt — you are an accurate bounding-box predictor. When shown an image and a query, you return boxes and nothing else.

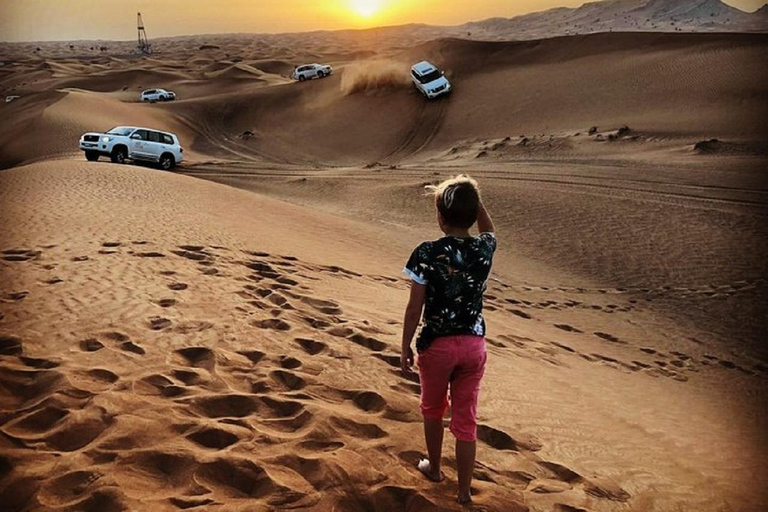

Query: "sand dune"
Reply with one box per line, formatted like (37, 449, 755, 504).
(1, 27, 767, 512)
(3, 33, 766, 170)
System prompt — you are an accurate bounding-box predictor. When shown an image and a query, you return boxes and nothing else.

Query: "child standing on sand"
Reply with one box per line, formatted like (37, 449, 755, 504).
(400, 175, 496, 504)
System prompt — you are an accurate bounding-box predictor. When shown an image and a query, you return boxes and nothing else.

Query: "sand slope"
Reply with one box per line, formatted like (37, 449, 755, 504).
(2, 33, 767, 170)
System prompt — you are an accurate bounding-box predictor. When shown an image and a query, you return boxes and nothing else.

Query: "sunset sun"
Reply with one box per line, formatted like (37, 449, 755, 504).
(349, 0, 382, 18)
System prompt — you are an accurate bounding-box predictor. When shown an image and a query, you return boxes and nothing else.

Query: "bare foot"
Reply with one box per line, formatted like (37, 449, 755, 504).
(417, 458, 445, 483)
(457, 493, 472, 504)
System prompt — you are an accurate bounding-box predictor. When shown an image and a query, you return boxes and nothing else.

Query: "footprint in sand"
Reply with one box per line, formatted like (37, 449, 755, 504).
(348, 333, 387, 352)
(149, 317, 172, 331)
(187, 394, 262, 418)
(119, 341, 146, 355)
(254, 318, 291, 331)
(294, 337, 327, 355)
(174, 347, 216, 371)
(270, 370, 307, 391)
(87, 368, 119, 384)
(19, 356, 59, 369)
(554, 324, 582, 333)
(299, 296, 342, 315)
(195, 458, 308, 505)
(2, 248, 41, 262)
(302, 316, 332, 329)
(0, 335, 23, 355)
(298, 439, 345, 452)
(37, 470, 103, 506)
(279, 356, 302, 369)
(41, 406, 114, 452)
(551, 342, 576, 353)
(136, 251, 165, 258)
(185, 427, 240, 450)
(477, 424, 542, 452)
(238, 350, 266, 364)
(594, 332, 622, 343)
(79, 338, 104, 352)
(155, 298, 176, 308)
(245, 260, 281, 279)
(172, 247, 210, 261)
(2, 291, 29, 302)
(171, 369, 204, 386)
(509, 309, 532, 320)
(351, 391, 387, 413)
(168, 282, 188, 291)
(329, 417, 387, 439)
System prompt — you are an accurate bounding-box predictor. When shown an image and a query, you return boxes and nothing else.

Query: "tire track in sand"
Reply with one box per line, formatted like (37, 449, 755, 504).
(381, 96, 447, 164)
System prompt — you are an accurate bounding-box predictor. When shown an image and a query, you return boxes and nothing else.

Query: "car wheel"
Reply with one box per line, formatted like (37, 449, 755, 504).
(317, 70, 325, 78)
(158, 153, 175, 171)
(298, 75, 306, 82)
(85, 151, 99, 162)
(111, 147, 127, 164)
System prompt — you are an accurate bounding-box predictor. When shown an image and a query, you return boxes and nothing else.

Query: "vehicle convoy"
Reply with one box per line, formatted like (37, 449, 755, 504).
(79, 126, 184, 170)
(410, 61, 452, 99)
(140, 88, 176, 102)
(293, 63, 333, 81)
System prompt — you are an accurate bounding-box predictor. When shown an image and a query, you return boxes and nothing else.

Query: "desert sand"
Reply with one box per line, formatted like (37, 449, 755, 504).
(1, 25, 767, 512)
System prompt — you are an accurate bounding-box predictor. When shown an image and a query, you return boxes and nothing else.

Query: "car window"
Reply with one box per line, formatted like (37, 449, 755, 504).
(147, 131, 161, 143)
(133, 130, 149, 140)
(418, 70, 442, 84)
(161, 133, 174, 145)
(144, 90, 154, 95)
(107, 127, 132, 136)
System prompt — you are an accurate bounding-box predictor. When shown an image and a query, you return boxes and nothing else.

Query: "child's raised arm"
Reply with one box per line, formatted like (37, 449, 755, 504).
(476, 198, 495, 234)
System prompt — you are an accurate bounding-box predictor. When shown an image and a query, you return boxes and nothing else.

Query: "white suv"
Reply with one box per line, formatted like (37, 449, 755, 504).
(410, 61, 452, 99)
(141, 88, 176, 102)
(79, 126, 184, 170)
(293, 63, 333, 81)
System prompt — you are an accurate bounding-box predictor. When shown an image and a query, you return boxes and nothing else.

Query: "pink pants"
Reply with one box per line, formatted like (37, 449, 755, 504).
(418, 335, 487, 442)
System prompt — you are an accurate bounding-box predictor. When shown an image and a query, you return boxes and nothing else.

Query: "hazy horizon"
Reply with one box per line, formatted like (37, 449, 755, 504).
(1, 0, 765, 43)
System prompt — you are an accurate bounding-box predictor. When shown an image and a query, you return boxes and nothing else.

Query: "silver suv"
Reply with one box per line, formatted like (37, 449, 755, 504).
(79, 126, 184, 170)
(141, 88, 176, 102)
(293, 63, 333, 81)
(411, 61, 452, 99)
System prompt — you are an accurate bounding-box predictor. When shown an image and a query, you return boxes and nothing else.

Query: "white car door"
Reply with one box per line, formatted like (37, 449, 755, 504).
(129, 129, 150, 159)
(146, 131, 164, 161)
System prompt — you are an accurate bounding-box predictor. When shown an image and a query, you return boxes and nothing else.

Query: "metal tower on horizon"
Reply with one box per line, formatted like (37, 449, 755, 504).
(137, 12, 152, 55)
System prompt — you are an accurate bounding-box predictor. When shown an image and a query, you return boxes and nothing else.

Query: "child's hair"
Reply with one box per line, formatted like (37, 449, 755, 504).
(425, 175, 480, 229)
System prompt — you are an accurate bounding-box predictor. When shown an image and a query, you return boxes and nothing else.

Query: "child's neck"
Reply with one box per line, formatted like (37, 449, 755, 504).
(443, 226, 471, 238)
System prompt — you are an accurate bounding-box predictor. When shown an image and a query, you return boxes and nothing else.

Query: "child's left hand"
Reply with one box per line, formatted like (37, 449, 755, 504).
(400, 346, 414, 374)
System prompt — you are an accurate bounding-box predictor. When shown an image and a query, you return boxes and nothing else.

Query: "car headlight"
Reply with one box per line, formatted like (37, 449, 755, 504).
(102, 136, 112, 142)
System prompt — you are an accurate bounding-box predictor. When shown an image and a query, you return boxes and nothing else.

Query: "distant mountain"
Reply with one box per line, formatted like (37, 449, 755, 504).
(457, 0, 768, 40)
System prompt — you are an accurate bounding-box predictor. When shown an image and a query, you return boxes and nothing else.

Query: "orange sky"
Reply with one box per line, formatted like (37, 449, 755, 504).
(0, 0, 764, 42)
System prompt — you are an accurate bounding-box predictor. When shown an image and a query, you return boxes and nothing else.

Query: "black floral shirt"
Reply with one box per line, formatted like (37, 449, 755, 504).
(404, 232, 497, 353)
